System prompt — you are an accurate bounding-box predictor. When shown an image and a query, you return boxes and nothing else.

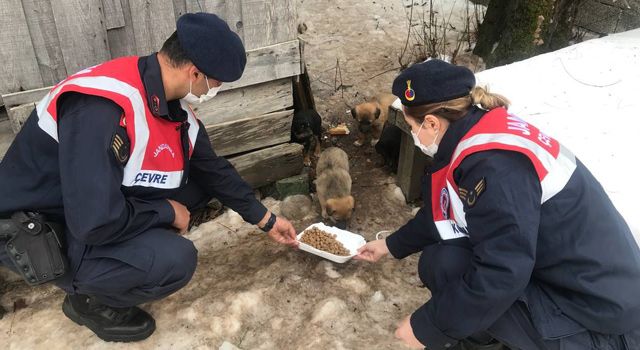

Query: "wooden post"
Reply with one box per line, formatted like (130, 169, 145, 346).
(397, 132, 430, 202)
(0, 120, 14, 161)
(388, 108, 430, 202)
(7, 103, 35, 134)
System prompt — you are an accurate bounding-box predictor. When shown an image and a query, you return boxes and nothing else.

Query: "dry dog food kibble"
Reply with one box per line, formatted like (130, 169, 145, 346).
(300, 227, 351, 256)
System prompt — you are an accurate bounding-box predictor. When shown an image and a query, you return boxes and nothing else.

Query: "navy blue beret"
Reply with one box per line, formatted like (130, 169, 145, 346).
(392, 59, 476, 107)
(177, 12, 246, 82)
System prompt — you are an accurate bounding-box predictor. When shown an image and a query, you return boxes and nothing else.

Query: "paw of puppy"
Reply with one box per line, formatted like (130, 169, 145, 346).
(371, 138, 379, 146)
(354, 140, 363, 147)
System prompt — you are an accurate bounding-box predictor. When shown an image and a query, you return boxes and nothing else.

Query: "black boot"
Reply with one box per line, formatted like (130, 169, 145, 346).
(62, 294, 155, 342)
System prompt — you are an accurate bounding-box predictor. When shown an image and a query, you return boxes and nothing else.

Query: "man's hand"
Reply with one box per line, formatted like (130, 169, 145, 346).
(167, 199, 190, 235)
(353, 239, 389, 262)
(265, 216, 298, 248)
(395, 315, 425, 349)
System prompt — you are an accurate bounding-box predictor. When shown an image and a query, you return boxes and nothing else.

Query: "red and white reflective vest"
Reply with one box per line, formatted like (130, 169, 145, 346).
(34, 56, 200, 189)
(431, 107, 577, 240)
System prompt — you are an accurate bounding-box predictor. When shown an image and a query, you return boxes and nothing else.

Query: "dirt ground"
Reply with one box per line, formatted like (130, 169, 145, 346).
(1, 1, 477, 348)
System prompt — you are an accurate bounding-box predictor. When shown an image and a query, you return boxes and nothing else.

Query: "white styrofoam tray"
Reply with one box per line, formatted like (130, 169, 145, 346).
(296, 223, 366, 263)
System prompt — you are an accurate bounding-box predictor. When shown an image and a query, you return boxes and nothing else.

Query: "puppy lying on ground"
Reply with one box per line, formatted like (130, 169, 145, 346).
(291, 109, 322, 166)
(350, 93, 397, 147)
(315, 147, 354, 229)
(375, 123, 402, 173)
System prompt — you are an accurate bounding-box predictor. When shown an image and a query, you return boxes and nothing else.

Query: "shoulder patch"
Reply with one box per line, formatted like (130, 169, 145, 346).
(458, 177, 486, 207)
(110, 128, 130, 165)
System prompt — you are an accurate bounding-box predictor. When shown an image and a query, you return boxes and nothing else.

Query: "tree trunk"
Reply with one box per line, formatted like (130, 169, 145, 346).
(474, 0, 580, 68)
(540, 0, 583, 53)
(473, 0, 515, 59)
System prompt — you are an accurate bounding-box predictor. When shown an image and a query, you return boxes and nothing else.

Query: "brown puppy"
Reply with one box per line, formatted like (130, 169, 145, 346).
(350, 93, 397, 147)
(315, 147, 354, 229)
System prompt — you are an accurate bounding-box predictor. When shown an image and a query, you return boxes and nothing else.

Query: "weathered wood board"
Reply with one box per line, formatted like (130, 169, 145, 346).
(241, 0, 298, 50)
(128, 0, 176, 56)
(2, 87, 51, 109)
(229, 143, 304, 188)
(0, 121, 15, 161)
(50, 0, 111, 75)
(106, 0, 138, 58)
(193, 78, 293, 125)
(21, 0, 67, 86)
(7, 103, 35, 135)
(102, 0, 126, 29)
(0, 0, 44, 97)
(2, 39, 300, 110)
(221, 40, 302, 92)
(206, 110, 293, 157)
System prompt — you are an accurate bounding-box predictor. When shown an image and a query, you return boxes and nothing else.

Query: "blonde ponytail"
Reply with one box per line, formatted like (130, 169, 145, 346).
(470, 86, 510, 110)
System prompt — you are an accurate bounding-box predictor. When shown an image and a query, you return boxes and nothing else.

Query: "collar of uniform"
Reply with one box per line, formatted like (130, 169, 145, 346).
(138, 54, 187, 123)
(430, 106, 486, 170)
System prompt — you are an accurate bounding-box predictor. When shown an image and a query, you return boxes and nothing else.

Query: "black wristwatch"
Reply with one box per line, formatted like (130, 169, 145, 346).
(260, 213, 277, 232)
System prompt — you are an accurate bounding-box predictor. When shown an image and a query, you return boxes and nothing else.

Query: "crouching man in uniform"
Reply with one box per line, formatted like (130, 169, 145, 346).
(0, 13, 297, 342)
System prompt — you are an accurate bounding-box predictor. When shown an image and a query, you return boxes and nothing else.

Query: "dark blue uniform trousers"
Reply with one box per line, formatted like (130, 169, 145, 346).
(69, 183, 211, 307)
(70, 227, 198, 308)
(418, 243, 640, 350)
(1, 182, 210, 308)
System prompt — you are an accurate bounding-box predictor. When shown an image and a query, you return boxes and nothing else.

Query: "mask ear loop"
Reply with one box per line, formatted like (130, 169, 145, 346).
(431, 128, 440, 146)
(417, 120, 425, 135)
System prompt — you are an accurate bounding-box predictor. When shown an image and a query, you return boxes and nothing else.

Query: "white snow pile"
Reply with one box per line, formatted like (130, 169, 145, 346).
(475, 29, 640, 242)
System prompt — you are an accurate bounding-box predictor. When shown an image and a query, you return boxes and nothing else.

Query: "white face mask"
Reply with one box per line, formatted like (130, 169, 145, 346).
(182, 76, 222, 104)
(411, 121, 439, 157)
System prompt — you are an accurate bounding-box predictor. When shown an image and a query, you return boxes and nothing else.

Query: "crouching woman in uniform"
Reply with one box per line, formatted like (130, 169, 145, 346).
(355, 59, 640, 350)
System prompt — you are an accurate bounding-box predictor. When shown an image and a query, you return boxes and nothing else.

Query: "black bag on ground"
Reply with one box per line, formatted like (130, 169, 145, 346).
(0, 212, 67, 285)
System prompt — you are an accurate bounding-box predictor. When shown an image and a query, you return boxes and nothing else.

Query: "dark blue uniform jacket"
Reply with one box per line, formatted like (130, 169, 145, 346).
(0, 54, 267, 288)
(386, 107, 640, 349)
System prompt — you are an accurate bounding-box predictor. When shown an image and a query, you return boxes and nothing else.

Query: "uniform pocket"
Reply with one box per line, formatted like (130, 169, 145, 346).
(520, 283, 586, 340)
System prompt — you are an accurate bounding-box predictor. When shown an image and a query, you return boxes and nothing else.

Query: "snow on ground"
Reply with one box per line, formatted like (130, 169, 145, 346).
(474, 29, 640, 242)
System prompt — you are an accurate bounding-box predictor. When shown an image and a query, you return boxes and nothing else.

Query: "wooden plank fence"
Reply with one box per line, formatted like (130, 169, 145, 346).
(0, 0, 304, 187)
(0, 0, 43, 99)
(0, 0, 299, 103)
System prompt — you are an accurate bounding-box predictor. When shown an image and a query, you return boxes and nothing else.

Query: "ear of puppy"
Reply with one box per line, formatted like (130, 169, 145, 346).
(326, 199, 335, 216)
(347, 196, 355, 210)
(374, 107, 381, 119)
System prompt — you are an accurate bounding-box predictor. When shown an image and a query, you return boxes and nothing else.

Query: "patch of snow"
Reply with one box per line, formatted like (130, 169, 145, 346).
(370, 290, 386, 303)
(220, 341, 243, 350)
(311, 297, 348, 324)
(280, 195, 315, 221)
(476, 29, 640, 243)
(317, 261, 342, 279)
